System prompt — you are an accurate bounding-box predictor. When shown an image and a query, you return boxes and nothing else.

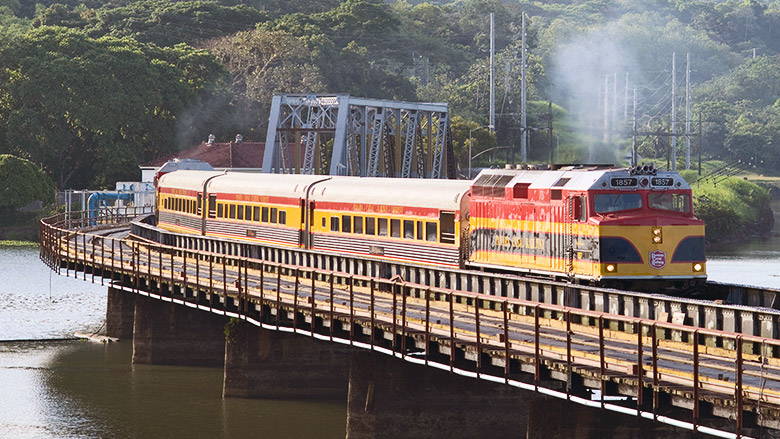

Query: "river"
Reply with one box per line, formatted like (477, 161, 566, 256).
(0, 210, 777, 438)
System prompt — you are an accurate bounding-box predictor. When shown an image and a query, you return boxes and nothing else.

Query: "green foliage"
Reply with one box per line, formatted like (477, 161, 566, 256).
(0, 154, 54, 208)
(0, 26, 229, 188)
(680, 170, 772, 240)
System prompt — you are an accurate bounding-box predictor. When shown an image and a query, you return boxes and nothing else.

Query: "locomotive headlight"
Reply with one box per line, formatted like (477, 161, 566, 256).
(651, 227, 662, 244)
(693, 263, 703, 272)
(605, 264, 616, 273)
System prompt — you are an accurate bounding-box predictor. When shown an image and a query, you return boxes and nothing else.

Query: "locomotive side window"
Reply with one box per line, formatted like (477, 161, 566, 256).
(594, 193, 642, 213)
(353, 216, 363, 234)
(648, 192, 690, 213)
(208, 195, 217, 218)
(513, 183, 530, 199)
(390, 219, 401, 238)
(342, 215, 351, 232)
(403, 220, 414, 239)
(366, 217, 376, 235)
(551, 190, 562, 200)
(426, 222, 437, 242)
(331, 216, 340, 232)
(378, 218, 388, 236)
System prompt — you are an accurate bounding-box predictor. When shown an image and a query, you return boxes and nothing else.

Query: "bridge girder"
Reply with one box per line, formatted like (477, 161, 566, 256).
(262, 94, 452, 178)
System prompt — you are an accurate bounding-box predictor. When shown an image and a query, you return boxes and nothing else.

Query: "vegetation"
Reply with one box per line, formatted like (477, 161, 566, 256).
(0, 0, 776, 238)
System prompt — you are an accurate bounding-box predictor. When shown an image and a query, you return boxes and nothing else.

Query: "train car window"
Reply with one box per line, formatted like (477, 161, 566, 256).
(594, 193, 642, 213)
(342, 215, 352, 233)
(322, 217, 326, 228)
(245, 206, 252, 221)
(279, 211, 287, 225)
(229, 204, 236, 219)
(648, 192, 690, 213)
(208, 195, 216, 218)
(416, 221, 423, 240)
(197, 194, 203, 215)
(378, 218, 388, 236)
(253, 206, 260, 222)
(270, 208, 278, 224)
(331, 217, 340, 232)
(262, 207, 269, 222)
(440, 212, 455, 244)
(391, 219, 401, 238)
(353, 216, 363, 234)
(217, 203, 224, 218)
(366, 217, 376, 235)
(426, 222, 437, 242)
(403, 220, 414, 239)
(237, 205, 244, 220)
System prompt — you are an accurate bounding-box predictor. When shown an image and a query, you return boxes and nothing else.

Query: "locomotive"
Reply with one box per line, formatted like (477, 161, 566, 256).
(155, 165, 706, 290)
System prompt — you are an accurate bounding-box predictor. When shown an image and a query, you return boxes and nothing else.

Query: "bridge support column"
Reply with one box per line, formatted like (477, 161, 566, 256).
(223, 322, 351, 399)
(346, 351, 531, 439)
(106, 286, 135, 339)
(132, 295, 227, 366)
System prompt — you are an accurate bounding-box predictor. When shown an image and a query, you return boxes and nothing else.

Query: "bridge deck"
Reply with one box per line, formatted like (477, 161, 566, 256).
(38, 211, 780, 437)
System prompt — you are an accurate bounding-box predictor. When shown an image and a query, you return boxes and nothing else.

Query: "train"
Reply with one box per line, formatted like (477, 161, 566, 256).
(154, 164, 706, 291)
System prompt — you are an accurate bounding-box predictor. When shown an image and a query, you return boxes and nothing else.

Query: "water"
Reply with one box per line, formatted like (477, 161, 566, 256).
(0, 204, 778, 438)
(706, 199, 780, 289)
(0, 244, 347, 438)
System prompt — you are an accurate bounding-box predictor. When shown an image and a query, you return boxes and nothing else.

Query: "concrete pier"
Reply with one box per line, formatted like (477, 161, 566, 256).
(131, 295, 227, 366)
(223, 321, 352, 399)
(105, 287, 135, 339)
(345, 351, 532, 439)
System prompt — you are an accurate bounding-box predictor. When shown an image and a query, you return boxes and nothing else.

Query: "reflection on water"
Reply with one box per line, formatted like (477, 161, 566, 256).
(1, 341, 347, 439)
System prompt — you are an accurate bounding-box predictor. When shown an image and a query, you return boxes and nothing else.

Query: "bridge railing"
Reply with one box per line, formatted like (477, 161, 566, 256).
(40, 211, 780, 427)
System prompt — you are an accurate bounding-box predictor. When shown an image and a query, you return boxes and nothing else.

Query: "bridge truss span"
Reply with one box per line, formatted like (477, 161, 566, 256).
(38, 209, 780, 438)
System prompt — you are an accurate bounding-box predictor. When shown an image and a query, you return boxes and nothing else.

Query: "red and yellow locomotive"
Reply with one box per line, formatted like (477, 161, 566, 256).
(156, 164, 705, 290)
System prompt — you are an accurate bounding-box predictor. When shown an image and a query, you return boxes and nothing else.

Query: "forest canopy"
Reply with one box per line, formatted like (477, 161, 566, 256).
(0, 0, 778, 188)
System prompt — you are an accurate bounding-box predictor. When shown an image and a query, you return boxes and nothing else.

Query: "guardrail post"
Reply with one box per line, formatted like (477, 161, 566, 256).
(449, 290, 455, 372)
(293, 268, 299, 330)
(503, 300, 510, 382)
(693, 329, 699, 431)
(475, 296, 481, 379)
(736, 336, 743, 438)
(425, 287, 431, 365)
(637, 321, 643, 413)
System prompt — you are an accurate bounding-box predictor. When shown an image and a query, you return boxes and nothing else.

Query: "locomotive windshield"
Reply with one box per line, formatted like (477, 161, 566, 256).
(594, 193, 642, 213)
(648, 192, 691, 213)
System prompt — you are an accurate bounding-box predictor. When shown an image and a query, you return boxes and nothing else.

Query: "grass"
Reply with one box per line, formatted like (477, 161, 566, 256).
(0, 240, 37, 247)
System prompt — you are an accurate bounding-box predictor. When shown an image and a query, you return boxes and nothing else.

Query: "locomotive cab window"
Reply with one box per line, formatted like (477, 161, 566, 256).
(569, 195, 587, 221)
(594, 193, 642, 214)
(648, 192, 690, 213)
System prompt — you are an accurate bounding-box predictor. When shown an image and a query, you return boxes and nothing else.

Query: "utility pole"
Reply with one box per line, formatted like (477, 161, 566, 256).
(685, 52, 691, 170)
(520, 12, 527, 163)
(489, 13, 495, 135)
(624, 72, 629, 120)
(671, 52, 677, 171)
(632, 86, 637, 167)
(603, 74, 609, 143)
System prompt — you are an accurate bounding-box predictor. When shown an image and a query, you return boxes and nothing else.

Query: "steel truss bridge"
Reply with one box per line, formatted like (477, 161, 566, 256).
(262, 94, 455, 178)
(39, 209, 780, 439)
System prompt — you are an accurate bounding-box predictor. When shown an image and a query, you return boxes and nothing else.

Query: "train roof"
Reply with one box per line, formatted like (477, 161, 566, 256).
(157, 170, 225, 190)
(473, 166, 691, 191)
(207, 172, 328, 198)
(309, 177, 471, 210)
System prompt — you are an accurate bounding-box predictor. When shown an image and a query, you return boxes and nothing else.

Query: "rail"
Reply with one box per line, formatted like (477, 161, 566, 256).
(39, 209, 780, 437)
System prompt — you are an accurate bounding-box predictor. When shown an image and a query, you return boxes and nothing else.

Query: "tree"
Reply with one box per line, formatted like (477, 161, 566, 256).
(0, 154, 54, 208)
(0, 27, 229, 188)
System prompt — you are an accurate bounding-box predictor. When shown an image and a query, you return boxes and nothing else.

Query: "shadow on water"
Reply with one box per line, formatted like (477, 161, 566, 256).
(41, 341, 348, 439)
